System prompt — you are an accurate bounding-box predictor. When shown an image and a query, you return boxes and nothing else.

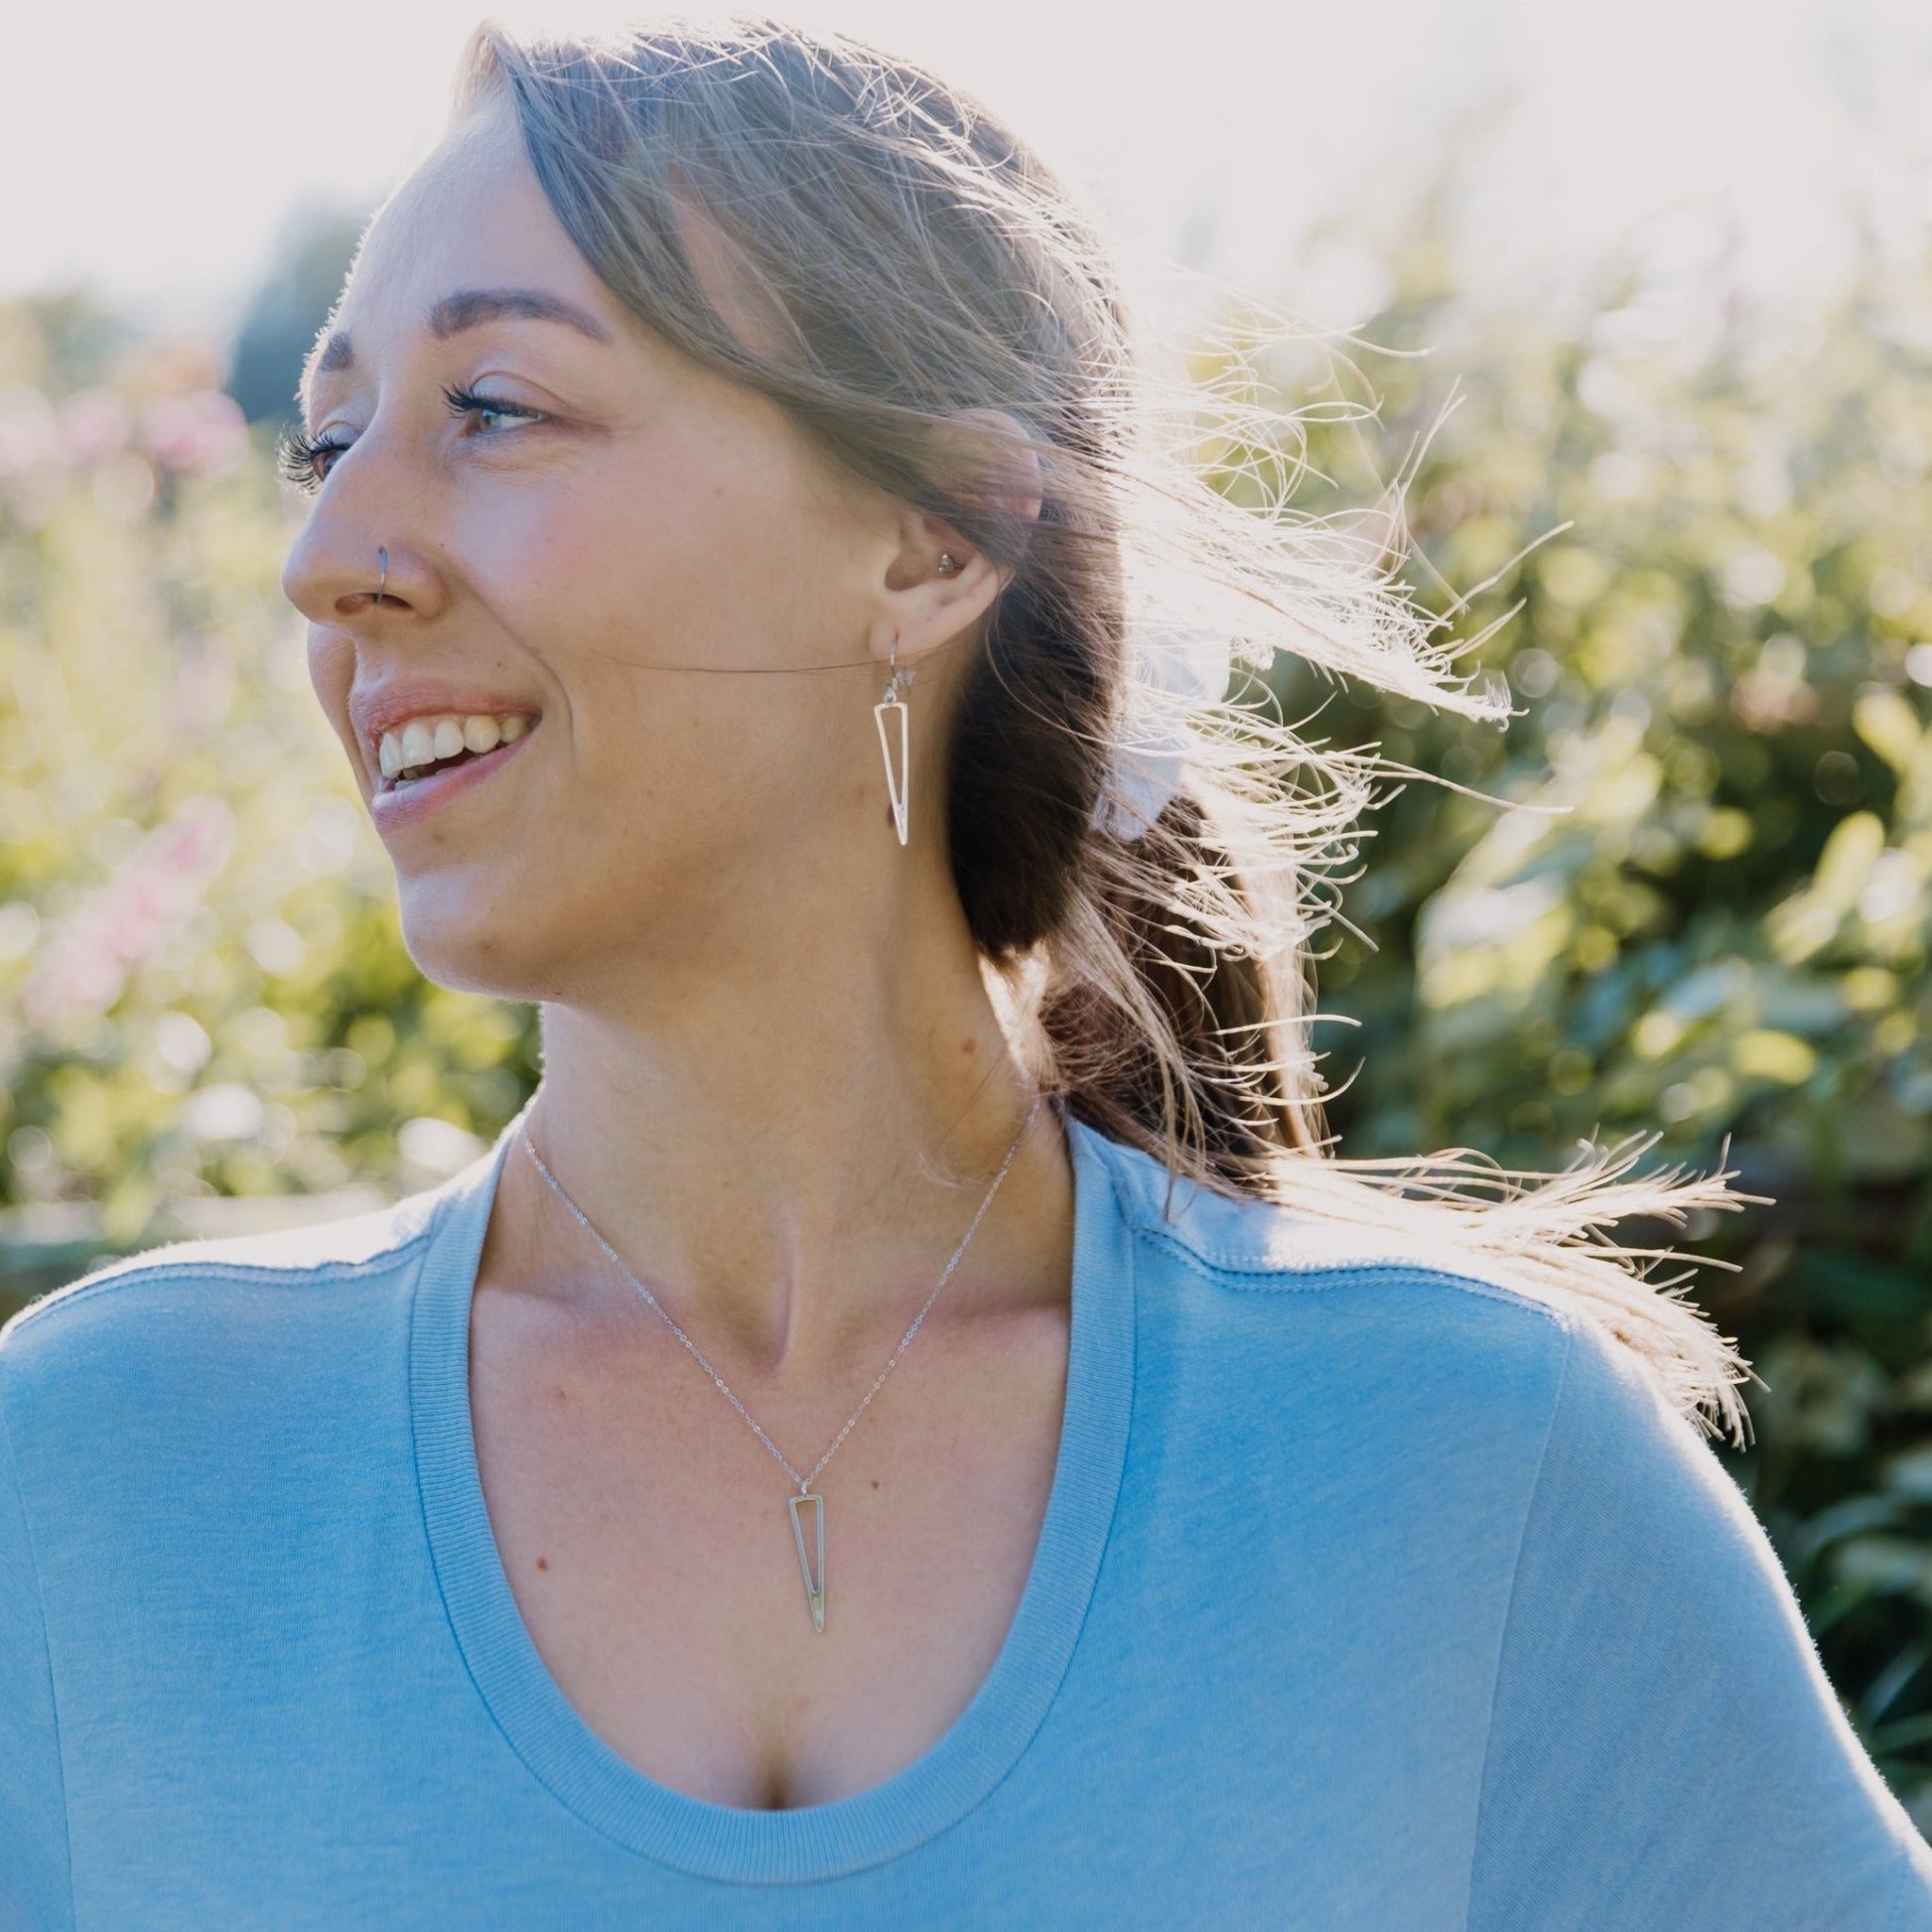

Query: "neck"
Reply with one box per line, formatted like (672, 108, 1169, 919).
(488, 888, 1073, 1392)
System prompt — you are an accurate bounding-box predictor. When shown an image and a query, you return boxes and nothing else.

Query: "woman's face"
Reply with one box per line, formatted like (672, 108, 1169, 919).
(281, 99, 969, 1006)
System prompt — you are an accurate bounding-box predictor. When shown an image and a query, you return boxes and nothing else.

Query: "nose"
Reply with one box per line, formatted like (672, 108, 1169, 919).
(279, 443, 448, 626)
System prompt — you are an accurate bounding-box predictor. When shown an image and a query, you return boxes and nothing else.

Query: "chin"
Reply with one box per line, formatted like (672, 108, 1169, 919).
(394, 875, 556, 1002)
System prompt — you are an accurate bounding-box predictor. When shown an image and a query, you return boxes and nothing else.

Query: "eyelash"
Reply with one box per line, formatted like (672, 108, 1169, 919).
(274, 386, 545, 493)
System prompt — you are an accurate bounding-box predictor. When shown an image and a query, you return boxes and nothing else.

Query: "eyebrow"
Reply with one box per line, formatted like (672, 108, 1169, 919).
(303, 287, 615, 410)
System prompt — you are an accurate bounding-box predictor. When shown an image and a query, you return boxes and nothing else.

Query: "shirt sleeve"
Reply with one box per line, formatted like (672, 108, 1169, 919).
(1466, 1310, 1932, 1932)
(0, 1360, 74, 1931)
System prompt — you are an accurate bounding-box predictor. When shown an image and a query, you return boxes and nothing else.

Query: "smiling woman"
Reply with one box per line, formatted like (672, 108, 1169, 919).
(3, 15, 1930, 1930)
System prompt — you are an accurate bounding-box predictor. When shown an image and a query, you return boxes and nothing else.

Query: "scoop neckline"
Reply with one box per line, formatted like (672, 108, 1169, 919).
(408, 1099, 1138, 1883)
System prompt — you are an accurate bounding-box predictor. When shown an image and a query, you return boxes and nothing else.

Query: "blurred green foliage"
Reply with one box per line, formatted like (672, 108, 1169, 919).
(2, 193, 1931, 1824)
(0, 293, 537, 1307)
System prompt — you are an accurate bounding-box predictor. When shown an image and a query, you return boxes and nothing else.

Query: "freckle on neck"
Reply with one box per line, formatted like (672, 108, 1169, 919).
(960, 1037, 977, 1054)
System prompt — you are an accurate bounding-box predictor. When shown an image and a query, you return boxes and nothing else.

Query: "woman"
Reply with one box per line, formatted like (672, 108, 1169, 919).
(3, 17, 1928, 1927)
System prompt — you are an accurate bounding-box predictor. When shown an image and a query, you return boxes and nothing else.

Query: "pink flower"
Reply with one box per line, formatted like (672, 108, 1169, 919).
(59, 388, 131, 466)
(139, 391, 248, 476)
(20, 796, 235, 1031)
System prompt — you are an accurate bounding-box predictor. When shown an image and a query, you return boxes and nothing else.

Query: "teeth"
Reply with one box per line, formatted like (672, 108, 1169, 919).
(377, 711, 535, 783)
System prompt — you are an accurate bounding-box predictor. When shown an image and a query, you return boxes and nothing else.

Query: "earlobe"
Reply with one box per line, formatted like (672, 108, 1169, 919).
(870, 512, 998, 667)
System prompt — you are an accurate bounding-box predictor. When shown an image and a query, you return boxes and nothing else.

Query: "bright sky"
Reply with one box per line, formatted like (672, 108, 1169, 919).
(4, 0, 1929, 338)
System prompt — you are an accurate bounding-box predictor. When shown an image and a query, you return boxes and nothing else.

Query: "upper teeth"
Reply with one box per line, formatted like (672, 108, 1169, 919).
(378, 712, 531, 778)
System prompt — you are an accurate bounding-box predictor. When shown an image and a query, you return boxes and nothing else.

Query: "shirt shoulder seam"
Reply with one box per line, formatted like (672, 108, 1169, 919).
(0, 1369, 76, 1926)
(1128, 1218, 1575, 1328)
(2, 1229, 436, 1341)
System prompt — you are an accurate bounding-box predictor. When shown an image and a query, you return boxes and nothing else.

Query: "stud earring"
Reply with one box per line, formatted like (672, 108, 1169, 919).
(873, 632, 910, 846)
(937, 551, 960, 574)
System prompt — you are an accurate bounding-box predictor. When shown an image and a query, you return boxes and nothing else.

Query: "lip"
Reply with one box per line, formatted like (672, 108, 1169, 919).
(369, 721, 538, 835)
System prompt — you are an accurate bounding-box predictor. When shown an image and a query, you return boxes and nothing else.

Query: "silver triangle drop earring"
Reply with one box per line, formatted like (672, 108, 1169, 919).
(873, 630, 911, 846)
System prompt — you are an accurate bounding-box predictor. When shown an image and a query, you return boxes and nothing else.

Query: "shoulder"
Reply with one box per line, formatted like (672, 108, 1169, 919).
(1098, 1134, 1748, 1527)
(0, 1179, 448, 1419)
(1085, 1124, 1582, 1386)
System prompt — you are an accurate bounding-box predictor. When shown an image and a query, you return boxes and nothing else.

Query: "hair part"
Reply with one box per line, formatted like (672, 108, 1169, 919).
(447, 14, 1758, 1447)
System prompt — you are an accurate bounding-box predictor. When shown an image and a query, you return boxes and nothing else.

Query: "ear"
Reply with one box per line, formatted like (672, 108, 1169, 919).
(867, 408, 1045, 675)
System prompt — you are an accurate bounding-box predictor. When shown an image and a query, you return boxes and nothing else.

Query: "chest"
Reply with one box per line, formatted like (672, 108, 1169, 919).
(467, 1282, 1071, 1811)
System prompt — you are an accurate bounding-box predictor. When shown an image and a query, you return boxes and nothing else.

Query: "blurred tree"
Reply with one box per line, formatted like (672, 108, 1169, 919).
(223, 203, 368, 426)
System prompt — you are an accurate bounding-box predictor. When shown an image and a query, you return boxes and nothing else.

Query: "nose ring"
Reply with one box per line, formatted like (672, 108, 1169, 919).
(374, 546, 388, 606)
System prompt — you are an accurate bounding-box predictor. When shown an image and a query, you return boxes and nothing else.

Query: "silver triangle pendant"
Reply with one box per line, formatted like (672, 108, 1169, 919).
(873, 693, 909, 846)
(787, 1488, 826, 1633)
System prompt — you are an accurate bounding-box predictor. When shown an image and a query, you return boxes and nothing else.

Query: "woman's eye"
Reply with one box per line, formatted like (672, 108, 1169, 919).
(274, 425, 348, 494)
(442, 384, 545, 437)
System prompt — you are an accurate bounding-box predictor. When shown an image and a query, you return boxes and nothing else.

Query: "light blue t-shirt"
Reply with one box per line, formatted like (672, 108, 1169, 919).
(4, 1103, 1930, 1928)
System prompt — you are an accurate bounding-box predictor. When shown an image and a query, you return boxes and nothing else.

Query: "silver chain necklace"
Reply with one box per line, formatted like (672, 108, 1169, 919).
(517, 1090, 1043, 1634)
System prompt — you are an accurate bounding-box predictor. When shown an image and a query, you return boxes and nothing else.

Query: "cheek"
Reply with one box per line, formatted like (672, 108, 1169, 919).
(485, 420, 837, 669)
(445, 468, 720, 684)
(306, 630, 357, 762)
(448, 423, 862, 852)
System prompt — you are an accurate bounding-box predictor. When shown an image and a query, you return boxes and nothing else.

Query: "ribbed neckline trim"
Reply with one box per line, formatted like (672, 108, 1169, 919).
(408, 1099, 1138, 1883)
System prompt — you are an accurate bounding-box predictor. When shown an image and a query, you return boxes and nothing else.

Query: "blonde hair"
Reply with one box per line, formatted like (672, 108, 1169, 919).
(448, 15, 1756, 1446)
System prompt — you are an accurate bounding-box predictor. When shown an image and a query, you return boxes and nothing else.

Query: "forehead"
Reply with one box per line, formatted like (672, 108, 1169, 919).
(301, 101, 624, 413)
